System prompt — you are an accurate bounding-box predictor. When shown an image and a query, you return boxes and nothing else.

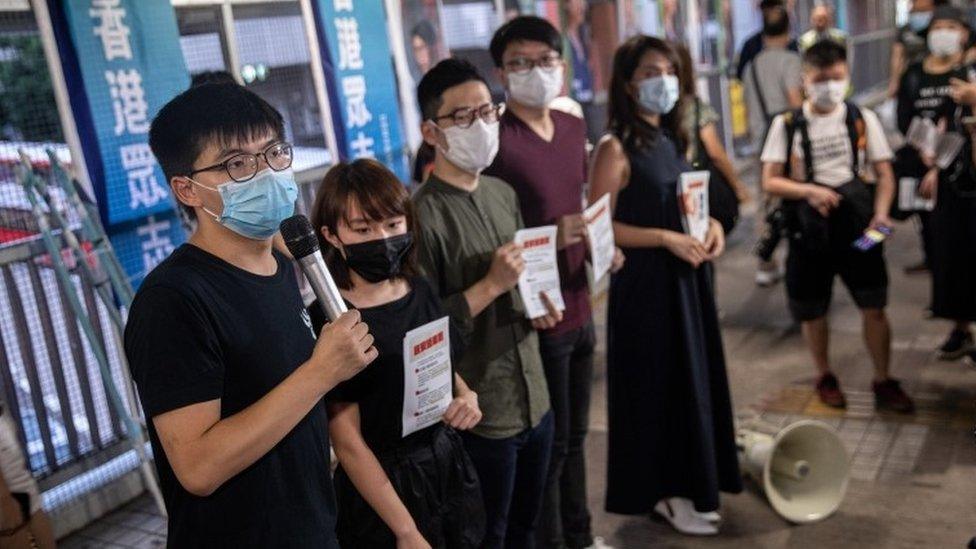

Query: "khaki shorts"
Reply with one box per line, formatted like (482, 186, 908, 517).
(0, 409, 41, 528)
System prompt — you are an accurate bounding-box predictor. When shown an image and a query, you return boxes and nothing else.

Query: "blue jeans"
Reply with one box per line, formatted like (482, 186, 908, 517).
(462, 411, 555, 549)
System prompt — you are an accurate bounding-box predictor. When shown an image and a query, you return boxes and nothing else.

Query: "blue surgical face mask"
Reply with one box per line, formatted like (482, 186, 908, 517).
(637, 74, 680, 115)
(191, 168, 298, 240)
(909, 11, 932, 32)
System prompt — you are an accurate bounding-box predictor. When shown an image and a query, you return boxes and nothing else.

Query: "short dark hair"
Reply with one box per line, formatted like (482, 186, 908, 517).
(803, 39, 848, 69)
(148, 83, 284, 220)
(489, 16, 562, 67)
(190, 70, 236, 87)
(416, 58, 489, 120)
(762, 6, 790, 37)
(310, 159, 418, 290)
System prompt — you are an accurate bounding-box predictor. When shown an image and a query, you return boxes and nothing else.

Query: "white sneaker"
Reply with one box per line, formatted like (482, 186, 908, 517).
(694, 510, 721, 524)
(584, 537, 615, 549)
(755, 261, 783, 287)
(653, 498, 719, 536)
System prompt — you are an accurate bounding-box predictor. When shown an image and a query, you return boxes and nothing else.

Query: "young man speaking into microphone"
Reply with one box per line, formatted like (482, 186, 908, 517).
(124, 82, 376, 547)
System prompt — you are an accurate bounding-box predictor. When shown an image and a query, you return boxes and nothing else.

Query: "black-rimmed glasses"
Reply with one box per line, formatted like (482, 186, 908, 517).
(503, 54, 562, 74)
(433, 103, 503, 129)
(189, 142, 294, 183)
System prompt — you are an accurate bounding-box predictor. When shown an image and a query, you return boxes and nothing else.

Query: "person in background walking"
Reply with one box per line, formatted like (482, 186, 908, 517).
(742, 3, 804, 287)
(735, 0, 798, 82)
(675, 43, 752, 207)
(798, 2, 847, 52)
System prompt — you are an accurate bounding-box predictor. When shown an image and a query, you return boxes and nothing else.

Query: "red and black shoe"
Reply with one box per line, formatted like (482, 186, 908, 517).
(815, 373, 846, 409)
(873, 378, 915, 414)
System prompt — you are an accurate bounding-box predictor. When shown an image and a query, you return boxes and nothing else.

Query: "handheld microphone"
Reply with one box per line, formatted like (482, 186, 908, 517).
(280, 215, 348, 321)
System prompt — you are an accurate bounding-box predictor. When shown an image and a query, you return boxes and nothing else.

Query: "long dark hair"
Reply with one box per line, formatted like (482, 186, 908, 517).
(606, 35, 687, 153)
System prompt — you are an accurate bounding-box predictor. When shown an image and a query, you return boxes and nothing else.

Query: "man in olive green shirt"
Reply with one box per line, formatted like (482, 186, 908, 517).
(413, 58, 561, 549)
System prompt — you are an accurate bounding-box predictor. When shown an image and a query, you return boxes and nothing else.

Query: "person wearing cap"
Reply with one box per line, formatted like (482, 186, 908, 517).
(798, 2, 847, 53)
(735, 0, 799, 82)
(897, 5, 976, 364)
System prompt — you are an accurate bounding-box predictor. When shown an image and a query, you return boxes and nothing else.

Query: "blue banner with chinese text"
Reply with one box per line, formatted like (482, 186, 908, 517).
(60, 0, 189, 225)
(54, 0, 190, 286)
(312, 0, 410, 181)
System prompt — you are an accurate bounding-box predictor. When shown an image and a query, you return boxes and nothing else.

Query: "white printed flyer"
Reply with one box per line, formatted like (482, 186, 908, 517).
(584, 193, 615, 284)
(401, 316, 453, 437)
(679, 171, 711, 243)
(514, 225, 565, 319)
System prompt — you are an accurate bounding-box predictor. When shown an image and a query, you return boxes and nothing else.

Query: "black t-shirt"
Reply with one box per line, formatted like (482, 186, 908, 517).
(897, 62, 972, 134)
(124, 244, 338, 548)
(309, 277, 462, 454)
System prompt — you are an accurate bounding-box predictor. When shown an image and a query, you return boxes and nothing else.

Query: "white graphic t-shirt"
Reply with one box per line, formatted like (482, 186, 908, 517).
(761, 102, 893, 188)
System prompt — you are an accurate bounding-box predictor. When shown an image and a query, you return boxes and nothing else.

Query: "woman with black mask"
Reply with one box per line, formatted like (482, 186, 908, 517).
(309, 159, 485, 548)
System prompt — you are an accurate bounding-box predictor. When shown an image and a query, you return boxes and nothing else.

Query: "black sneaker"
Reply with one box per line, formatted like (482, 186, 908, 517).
(938, 330, 974, 361)
(872, 379, 915, 414)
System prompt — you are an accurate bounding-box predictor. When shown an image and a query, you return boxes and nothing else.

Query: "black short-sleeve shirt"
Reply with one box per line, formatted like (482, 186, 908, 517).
(124, 244, 338, 548)
(309, 277, 461, 454)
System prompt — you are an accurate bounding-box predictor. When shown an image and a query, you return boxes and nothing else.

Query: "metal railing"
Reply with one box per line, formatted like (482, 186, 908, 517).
(0, 235, 132, 486)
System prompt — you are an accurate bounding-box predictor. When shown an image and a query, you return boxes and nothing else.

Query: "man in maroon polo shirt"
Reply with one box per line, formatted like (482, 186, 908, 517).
(486, 16, 622, 549)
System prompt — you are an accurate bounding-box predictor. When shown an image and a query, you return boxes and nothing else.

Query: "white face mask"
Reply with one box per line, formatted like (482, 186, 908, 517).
(636, 74, 680, 114)
(806, 78, 848, 109)
(437, 118, 500, 175)
(928, 28, 963, 57)
(507, 65, 564, 108)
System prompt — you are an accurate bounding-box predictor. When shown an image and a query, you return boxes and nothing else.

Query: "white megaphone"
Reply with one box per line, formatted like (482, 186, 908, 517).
(737, 419, 849, 524)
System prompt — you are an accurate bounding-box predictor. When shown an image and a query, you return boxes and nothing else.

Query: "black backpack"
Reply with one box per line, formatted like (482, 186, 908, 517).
(689, 98, 740, 235)
(778, 102, 875, 251)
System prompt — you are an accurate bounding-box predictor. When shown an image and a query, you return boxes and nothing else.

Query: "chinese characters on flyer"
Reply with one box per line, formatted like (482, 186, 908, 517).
(679, 171, 710, 243)
(514, 225, 566, 319)
(402, 316, 453, 437)
(584, 193, 615, 284)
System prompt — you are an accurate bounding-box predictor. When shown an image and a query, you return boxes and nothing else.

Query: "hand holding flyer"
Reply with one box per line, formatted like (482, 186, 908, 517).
(898, 177, 935, 212)
(584, 193, 615, 284)
(402, 316, 453, 437)
(514, 225, 566, 320)
(679, 171, 710, 243)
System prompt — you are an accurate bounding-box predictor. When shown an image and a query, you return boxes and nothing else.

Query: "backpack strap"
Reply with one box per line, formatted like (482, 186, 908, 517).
(692, 98, 708, 169)
(783, 108, 814, 182)
(844, 101, 866, 177)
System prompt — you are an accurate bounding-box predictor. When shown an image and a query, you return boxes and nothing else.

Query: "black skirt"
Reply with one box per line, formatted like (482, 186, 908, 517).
(930, 179, 976, 322)
(334, 425, 485, 548)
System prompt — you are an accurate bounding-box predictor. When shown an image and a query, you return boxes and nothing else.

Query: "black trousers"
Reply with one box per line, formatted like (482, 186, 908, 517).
(536, 322, 597, 549)
(334, 426, 485, 548)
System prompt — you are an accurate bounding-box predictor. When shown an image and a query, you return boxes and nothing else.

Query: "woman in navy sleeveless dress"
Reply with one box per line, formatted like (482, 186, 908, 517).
(589, 36, 741, 536)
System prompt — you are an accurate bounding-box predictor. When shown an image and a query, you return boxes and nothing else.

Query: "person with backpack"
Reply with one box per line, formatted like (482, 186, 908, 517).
(760, 40, 915, 413)
(742, 3, 804, 287)
(898, 6, 976, 363)
(675, 43, 749, 236)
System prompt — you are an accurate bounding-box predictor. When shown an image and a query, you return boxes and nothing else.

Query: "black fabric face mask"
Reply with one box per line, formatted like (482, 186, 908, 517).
(342, 233, 413, 283)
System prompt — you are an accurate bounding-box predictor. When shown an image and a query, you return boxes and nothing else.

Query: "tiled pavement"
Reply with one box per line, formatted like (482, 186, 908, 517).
(61, 201, 976, 548)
